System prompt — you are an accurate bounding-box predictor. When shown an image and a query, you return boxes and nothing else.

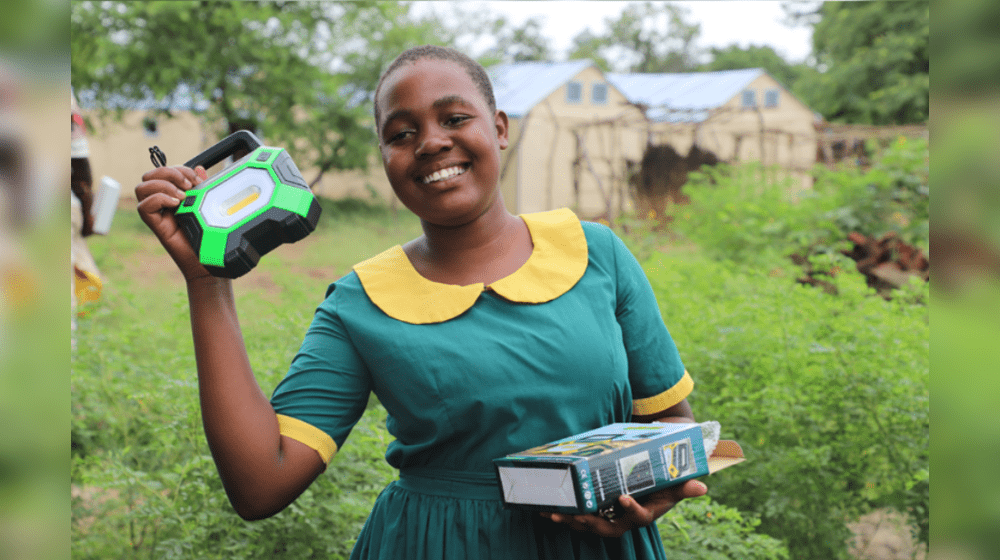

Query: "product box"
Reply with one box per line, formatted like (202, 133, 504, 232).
(493, 422, 744, 519)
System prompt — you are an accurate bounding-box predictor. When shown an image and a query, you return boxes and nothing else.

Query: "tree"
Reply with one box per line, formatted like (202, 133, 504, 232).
(477, 16, 554, 66)
(70, 1, 444, 183)
(567, 2, 702, 73)
(701, 44, 807, 90)
(792, 0, 928, 124)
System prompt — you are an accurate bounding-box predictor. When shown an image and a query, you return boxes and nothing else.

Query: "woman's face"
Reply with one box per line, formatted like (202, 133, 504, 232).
(376, 58, 509, 228)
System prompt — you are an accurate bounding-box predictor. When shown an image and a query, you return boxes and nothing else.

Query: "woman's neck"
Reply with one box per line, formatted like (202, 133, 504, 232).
(404, 204, 533, 286)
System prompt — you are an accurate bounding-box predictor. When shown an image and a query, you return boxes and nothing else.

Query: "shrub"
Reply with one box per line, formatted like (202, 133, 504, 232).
(676, 137, 929, 270)
(659, 496, 790, 560)
(643, 252, 928, 559)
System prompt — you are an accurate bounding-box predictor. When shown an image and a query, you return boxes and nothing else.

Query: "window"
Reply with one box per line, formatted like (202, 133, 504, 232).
(566, 81, 582, 104)
(741, 90, 756, 108)
(764, 89, 779, 108)
(592, 83, 608, 105)
(142, 116, 159, 137)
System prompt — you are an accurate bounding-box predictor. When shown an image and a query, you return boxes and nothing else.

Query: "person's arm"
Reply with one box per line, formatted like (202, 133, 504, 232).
(71, 157, 95, 236)
(136, 165, 325, 520)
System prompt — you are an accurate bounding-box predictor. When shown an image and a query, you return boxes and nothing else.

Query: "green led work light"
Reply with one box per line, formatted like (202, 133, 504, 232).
(173, 131, 321, 279)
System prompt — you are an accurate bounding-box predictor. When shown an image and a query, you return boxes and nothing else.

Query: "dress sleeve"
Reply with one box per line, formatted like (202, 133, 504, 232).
(270, 283, 372, 464)
(609, 230, 693, 417)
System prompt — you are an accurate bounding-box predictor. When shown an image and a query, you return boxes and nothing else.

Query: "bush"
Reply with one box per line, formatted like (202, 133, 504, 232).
(676, 137, 929, 269)
(659, 496, 789, 560)
(643, 252, 928, 559)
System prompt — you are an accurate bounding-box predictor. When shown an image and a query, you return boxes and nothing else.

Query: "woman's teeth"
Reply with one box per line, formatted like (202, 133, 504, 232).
(422, 166, 466, 184)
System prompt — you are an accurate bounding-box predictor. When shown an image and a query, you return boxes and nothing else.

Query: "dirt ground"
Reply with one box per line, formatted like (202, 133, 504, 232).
(849, 509, 926, 560)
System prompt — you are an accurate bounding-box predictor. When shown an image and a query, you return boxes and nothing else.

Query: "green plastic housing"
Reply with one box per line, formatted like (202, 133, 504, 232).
(174, 132, 321, 278)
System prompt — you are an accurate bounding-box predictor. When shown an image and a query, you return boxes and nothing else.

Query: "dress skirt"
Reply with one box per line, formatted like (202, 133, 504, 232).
(349, 468, 668, 560)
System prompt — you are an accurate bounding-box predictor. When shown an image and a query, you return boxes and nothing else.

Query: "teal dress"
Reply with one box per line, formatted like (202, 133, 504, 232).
(270, 208, 693, 559)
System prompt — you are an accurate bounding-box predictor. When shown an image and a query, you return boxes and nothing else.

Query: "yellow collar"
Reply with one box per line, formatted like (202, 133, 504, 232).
(353, 208, 588, 324)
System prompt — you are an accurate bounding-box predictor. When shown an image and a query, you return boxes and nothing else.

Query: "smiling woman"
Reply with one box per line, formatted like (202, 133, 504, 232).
(134, 44, 705, 560)
(376, 59, 509, 235)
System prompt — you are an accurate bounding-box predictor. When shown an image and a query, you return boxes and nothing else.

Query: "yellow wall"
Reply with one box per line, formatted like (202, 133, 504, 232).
(86, 111, 402, 205)
(647, 73, 817, 191)
(509, 66, 647, 218)
(86, 111, 213, 200)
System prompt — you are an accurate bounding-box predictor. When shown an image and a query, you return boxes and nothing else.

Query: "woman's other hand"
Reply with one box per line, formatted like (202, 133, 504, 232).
(540, 479, 708, 538)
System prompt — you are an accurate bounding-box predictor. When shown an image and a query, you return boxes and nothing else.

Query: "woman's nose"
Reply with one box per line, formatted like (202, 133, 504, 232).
(415, 126, 453, 158)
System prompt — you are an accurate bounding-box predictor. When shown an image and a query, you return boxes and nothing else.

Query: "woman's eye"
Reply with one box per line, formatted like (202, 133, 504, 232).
(388, 130, 413, 143)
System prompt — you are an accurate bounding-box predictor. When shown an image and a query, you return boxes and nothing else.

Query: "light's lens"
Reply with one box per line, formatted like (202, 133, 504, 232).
(200, 167, 276, 229)
(224, 185, 262, 216)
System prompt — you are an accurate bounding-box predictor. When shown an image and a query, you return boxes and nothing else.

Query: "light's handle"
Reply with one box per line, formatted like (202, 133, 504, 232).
(183, 130, 263, 170)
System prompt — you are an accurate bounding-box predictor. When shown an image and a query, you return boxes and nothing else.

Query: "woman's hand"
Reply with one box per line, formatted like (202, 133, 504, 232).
(135, 165, 211, 282)
(540, 479, 708, 538)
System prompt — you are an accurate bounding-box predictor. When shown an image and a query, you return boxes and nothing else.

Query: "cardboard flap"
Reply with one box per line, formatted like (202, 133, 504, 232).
(707, 440, 745, 474)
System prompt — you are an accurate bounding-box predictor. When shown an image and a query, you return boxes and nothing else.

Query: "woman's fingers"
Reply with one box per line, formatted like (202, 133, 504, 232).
(134, 164, 215, 281)
(137, 165, 206, 202)
(136, 191, 182, 232)
(542, 511, 630, 538)
(540, 480, 709, 538)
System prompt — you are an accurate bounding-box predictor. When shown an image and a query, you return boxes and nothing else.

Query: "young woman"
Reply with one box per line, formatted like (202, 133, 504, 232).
(135, 45, 705, 559)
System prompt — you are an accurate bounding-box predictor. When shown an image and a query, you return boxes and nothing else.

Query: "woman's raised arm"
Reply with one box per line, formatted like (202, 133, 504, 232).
(136, 166, 326, 520)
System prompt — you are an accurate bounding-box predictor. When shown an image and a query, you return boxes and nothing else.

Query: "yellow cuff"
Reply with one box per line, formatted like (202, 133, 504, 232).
(276, 414, 339, 465)
(632, 371, 694, 417)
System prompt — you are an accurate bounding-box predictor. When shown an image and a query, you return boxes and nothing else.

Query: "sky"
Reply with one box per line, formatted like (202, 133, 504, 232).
(411, 1, 815, 64)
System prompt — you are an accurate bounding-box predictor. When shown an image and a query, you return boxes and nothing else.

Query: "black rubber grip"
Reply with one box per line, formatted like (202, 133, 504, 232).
(183, 130, 263, 169)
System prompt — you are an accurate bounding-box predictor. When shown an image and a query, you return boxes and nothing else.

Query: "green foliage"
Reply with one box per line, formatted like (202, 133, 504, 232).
(658, 497, 789, 560)
(70, 1, 448, 183)
(73, 179, 929, 559)
(609, 145, 930, 558)
(567, 2, 702, 73)
(642, 252, 928, 559)
(0, 0, 64, 51)
(476, 16, 554, 66)
(700, 44, 807, 87)
(795, 1, 929, 124)
(676, 137, 929, 269)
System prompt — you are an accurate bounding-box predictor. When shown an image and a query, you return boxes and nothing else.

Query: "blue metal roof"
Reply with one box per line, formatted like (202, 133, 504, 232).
(487, 60, 594, 118)
(77, 82, 211, 112)
(606, 68, 764, 123)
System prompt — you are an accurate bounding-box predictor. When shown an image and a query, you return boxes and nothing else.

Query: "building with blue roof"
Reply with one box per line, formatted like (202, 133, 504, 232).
(606, 67, 817, 182)
(487, 60, 649, 217)
(81, 60, 817, 214)
(487, 61, 817, 218)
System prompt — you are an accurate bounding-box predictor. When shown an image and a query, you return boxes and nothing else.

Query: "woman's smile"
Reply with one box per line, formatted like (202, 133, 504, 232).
(419, 164, 470, 185)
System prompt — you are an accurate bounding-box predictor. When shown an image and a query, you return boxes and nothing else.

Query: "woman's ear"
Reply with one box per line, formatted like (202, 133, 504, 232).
(495, 110, 510, 150)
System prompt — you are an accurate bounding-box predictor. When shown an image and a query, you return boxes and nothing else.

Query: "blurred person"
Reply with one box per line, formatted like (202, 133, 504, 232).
(70, 90, 101, 334)
(0, 62, 35, 327)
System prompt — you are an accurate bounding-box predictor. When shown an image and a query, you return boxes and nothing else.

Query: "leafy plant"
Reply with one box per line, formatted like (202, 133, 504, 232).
(675, 136, 929, 271)
(658, 497, 789, 560)
(643, 251, 928, 559)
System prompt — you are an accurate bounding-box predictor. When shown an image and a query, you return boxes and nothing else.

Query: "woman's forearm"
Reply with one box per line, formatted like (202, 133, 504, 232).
(186, 276, 323, 519)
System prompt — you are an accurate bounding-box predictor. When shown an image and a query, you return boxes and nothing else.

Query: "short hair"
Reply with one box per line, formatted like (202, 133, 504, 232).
(373, 45, 496, 133)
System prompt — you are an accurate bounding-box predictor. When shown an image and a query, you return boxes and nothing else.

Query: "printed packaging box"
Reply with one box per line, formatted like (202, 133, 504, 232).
(493, 422, 744, 519)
